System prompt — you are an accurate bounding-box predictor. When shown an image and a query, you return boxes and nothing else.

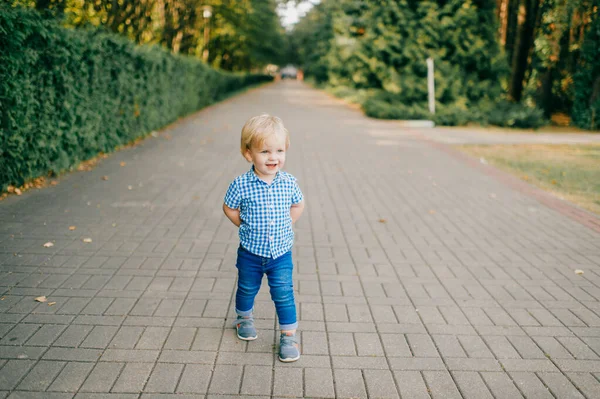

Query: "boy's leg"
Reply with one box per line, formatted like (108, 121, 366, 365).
(265, 251, 299, 361)
(235, 246, 263, 340)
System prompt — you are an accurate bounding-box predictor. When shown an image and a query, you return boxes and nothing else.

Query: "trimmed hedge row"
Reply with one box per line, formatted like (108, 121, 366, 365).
(361, 89, 547, 129)
(0, 6, 272, 190)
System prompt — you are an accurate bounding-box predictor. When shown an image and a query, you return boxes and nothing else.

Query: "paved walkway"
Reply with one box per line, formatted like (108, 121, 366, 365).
(1, 80, 600, 399)
(419, 127, 600, 145)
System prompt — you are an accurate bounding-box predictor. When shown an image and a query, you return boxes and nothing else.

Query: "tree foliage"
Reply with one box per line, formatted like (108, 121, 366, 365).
(6, 0, 288, 71)
(293, 0, 509, 121)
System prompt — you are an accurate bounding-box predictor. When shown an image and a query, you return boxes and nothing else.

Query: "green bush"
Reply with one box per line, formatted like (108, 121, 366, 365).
(0, 6, 272, 190)
(486, 101, 547, 129)
(362, 98, 430, 120)
(431, 105, 473, 126)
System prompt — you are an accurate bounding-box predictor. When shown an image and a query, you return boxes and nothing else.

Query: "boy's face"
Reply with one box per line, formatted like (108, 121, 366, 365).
(244, 133, 287, 181)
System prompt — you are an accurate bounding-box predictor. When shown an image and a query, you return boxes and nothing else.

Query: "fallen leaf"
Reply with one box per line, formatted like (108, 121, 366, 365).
(120, 162, 126, 167)
(112, 223, 117, 227)
(128, 185, 133, 190)
(43, 242, 54, 248)
(50, 180, 59, 186)
(575, 269, 584, 275)
(480, 157, 487, 164)
(102, 176, 109, 181)
(378, 219, 387, 223)
(15, 188, 22, 195)
(1, 296, 5, 300)
(35, 296, 47, 303)
(489, 193, 497, 198)
(551, 179, 557, 185)
(48, 302, 56, 306)
(429, 210, 436, 214)
(69, 226, 76, 231)
(82, 238, 92, 243)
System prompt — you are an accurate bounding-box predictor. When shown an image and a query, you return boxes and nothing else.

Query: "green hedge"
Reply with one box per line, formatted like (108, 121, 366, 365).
(0, 6, 272, 190)
(361, 90, 547, 129)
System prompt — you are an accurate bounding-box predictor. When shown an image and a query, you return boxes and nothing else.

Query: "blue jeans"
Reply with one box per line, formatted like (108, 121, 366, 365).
(235, 246, 298, 330)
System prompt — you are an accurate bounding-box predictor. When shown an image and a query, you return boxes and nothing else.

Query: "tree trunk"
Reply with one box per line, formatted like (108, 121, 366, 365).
(509, 0, 541, 102)
(538, 68, 554, 117)
(498, 0, 509, 46)
(505, 0, 520, 65)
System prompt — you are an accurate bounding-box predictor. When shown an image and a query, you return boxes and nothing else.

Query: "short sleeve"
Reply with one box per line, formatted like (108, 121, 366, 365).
(224, 180, 241, 209)
(291, 181, 303, 204)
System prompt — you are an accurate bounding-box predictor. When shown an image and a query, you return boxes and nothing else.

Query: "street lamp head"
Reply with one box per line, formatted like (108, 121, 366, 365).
(202, 5, 212, 19)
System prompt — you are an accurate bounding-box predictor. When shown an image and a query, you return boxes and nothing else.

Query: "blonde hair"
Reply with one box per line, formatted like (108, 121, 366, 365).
(240, 114, 290, 158)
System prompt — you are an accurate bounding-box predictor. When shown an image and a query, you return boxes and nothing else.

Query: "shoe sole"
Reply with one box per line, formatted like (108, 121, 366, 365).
(278, 354, 300, 362)
(237, 333, 257, 341)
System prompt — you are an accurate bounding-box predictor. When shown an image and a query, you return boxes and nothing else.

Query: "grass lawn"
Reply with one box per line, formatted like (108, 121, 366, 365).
(456, 144, 600, 215)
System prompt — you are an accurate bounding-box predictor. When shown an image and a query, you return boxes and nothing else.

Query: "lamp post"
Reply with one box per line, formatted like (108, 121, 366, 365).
(202, 5, 212, 62)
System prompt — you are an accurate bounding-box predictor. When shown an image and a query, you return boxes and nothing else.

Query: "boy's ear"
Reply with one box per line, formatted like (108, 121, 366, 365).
(243, 148, 253, 162)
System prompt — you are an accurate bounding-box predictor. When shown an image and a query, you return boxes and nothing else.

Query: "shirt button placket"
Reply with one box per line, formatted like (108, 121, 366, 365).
(267, 187, 273, 255)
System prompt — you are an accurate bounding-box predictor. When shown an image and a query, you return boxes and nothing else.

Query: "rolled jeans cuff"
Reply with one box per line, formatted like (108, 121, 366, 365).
(235, 307, 253, 317)
(279, 321, 298, 330)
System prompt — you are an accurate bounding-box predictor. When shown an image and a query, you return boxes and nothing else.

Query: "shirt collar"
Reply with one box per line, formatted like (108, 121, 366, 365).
(248, 165, 281, 185)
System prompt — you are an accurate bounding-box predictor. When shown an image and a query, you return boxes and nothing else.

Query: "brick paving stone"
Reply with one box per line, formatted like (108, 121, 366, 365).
(109, 326, 144, 349)
(136, 327, 170, 350)
(301, 331, 328, 355)
(80, 362, 123, 392)
(363, 369, 399, 399)
(334, 369, 367, 399)
(304, 368, 335, 398)
(240, 365, 272, 396)
(393, 371, 430, 399)
(48, 362, 95, 392)
(566, 372, 600, 398)
(423, 371, 462, 399)
(175, 364, 211, 394)
(111, 362, 154, 393)
(80, 326, 119, 349)
(8, 393, 73, 399)
(480, 372, 524, 399)
(273, 368, 303, 397)
(452, 371, 494, 399)
(208, 365, 242, 395)
(509, 372, 554, 399)
(144, 363, 184, 393)
(26, 324, 67, 346)
(16, 360, 65, 391)
(329, 332, 356, 356)
(537, 372, 586, 398)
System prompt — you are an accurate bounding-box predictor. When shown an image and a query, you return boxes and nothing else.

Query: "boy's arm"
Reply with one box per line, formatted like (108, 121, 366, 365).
(290, 200, 305, 224)
(223, 203, 241, 227)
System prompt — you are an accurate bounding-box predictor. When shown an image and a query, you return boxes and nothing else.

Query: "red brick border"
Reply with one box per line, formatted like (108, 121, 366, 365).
(414, 131, 600, 234)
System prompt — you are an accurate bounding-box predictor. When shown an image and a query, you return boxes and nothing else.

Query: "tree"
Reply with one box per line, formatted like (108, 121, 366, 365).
(508, 0, 541, 102)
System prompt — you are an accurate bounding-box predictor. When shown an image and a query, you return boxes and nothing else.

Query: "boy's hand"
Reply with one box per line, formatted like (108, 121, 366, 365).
(290, 201, 305, 224)
(223, 203, 241, 227)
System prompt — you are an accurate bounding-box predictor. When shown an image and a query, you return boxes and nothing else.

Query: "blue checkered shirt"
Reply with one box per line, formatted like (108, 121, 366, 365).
(224, 166, 303, 259)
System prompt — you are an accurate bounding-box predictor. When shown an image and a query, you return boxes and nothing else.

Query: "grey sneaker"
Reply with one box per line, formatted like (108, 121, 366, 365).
(278, 333, 300, 362)
(235, 316, 257, 341)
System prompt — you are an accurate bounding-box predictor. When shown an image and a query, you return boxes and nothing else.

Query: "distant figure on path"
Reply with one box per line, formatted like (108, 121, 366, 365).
(222, 114, 305, 362)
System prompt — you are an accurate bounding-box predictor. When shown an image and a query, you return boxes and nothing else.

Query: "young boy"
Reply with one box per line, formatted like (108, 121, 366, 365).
(223, 114, 305, 362)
